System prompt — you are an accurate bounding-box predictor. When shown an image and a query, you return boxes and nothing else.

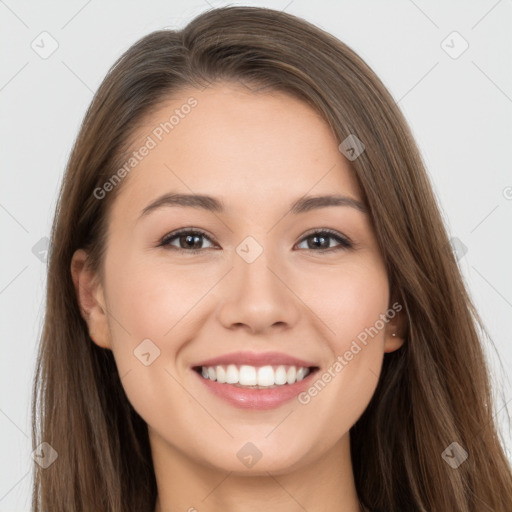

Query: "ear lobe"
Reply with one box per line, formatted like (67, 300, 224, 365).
(383, 301, 407, 353)
(70, 249, 112, 350)
(384, 331, 405, 353)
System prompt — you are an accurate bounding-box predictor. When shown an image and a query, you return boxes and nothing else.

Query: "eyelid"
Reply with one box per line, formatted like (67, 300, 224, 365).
(158, 227, 353, 252)
(297, 228, 353, 250)
(159, 227, 217, 249)
(299, 227, 352, 244)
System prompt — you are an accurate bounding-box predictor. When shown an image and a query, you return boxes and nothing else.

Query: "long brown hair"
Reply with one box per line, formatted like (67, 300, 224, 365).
(32, 5, 512, 511)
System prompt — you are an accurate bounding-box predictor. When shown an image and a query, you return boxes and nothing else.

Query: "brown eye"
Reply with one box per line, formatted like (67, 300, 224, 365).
(158, 228, 352, 254)
(296, 230, 352, 251)
(159, 229, 216, 252)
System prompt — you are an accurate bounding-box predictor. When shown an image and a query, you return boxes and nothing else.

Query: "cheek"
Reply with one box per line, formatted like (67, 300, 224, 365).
(105, 250, 216, 343)
(336, 280, 389, 348)
(258, 262, 389, 461)
(298, 259, 390, 348)
(101, 251, 223, 402)
(296, 260, 389, 407)
(100, 255, 199, 422)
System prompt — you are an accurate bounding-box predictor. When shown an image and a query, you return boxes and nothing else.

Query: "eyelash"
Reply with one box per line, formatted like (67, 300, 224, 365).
(158, 227, 353, 254)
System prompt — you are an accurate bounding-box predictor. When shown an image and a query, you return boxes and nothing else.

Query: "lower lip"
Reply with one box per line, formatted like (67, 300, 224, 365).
(193, 368, 317, 410)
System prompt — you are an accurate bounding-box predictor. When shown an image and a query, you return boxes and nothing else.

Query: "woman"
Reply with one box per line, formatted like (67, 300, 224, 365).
(31, 5, 512, 511)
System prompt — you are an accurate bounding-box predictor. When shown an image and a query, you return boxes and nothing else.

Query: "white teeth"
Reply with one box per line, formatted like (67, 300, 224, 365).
(216, 365, 227, 384)
(286, 366, 296, 384)
(274, 365, 287, 385)
(226, 364, 238, 384)
(198, 364, 312, 387)
(239, 365, 257, 386)
(257, 365, 274, 387)
(296, 367, 306, 382)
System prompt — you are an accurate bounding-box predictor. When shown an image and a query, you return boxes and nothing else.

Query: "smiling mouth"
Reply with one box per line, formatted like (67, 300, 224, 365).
(192, 364, 320, 389)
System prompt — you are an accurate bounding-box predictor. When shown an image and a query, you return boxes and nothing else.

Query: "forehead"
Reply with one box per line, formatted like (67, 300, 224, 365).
(110, 82, 362, 221)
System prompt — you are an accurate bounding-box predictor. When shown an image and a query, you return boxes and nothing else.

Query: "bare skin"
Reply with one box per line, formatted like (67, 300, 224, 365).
(72, 81, 405, 512)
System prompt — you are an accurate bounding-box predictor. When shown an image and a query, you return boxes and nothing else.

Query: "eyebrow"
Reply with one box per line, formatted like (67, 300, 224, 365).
(139, 192, 368, 218)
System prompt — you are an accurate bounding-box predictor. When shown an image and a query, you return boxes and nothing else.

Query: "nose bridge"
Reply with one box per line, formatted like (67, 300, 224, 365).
(237, 238, 279, 290)
(216, 235, 300, 333)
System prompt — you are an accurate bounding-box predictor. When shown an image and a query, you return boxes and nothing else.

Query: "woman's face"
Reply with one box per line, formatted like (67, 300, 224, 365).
(73, 81, 403, 475)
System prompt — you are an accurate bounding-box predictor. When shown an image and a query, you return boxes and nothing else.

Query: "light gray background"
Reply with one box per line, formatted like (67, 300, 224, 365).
(1, 0, 511, 510)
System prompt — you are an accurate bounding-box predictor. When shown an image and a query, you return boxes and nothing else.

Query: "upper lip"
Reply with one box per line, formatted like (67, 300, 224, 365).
(193, 351, 318, 368)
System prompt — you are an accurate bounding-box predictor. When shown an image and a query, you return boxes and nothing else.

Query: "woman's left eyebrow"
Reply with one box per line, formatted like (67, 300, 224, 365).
(289, 194, 367, 215)
(138, 192, 368, 219)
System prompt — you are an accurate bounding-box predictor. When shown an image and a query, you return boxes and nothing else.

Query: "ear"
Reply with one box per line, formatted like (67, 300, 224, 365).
(383, 300, 407, 353)
(70, 249, 112, 350)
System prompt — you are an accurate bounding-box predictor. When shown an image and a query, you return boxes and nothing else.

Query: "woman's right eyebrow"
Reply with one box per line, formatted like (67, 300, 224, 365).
(139, 192, 224, 218)
(138, 192, 368, 220)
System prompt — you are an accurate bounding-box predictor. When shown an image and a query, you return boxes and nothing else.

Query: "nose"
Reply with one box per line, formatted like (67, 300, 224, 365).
(216, 249, 301, 335)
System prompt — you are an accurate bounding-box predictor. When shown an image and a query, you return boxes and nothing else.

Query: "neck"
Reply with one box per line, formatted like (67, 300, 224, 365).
(151, 430, 362, 512)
